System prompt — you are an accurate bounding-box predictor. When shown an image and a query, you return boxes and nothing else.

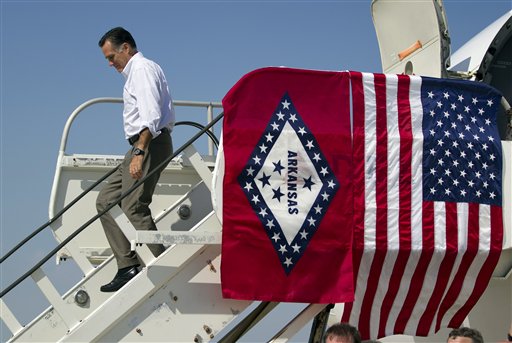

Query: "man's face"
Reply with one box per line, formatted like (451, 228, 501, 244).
(447, 337, 474, 343)
(101, 40, 131, 73)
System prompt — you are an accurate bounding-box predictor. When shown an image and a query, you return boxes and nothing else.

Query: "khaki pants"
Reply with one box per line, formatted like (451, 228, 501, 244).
(96, 133, 172, 269)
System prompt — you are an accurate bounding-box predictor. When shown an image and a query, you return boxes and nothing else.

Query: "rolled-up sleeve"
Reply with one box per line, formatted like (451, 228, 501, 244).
(131, 66, 165, 138)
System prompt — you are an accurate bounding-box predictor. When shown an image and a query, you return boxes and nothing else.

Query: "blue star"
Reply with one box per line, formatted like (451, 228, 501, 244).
(258, 172, 271, 188)
(272, 187, 284, 202)
(273, 160, 285, 175)
(303, 175, 315, 190)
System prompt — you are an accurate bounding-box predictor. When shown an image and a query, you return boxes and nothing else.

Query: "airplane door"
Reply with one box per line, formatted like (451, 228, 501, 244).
(371, 0, 450, 78)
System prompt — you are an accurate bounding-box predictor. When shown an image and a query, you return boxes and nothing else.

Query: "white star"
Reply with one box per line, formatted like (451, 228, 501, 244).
(244, 182, 253, 191)
(489, 173, 496, 180)
(300, 230, 308, 239)
(252, 155, 261, 165)
(488, 136, 495, 142)
(458, 95, 464, 102)
(312, 153, 321, 162)
(272, 232, 280, 242)
(483, 181, 489, 188)
(259, 207, 268, 217)
(428, 91, 434, 98)
(471, 116, 477, 123)
(445, 188, 451, 195)
(307, 217, 316, 226)
(282, 100, 291, 109)
(489, 154, 495, 161)
(460, 150, 467, 158)
(284, 257, 293, 267)
(276, 111, 285, 121)
(437, 101, 443, 108)
(429, 110, 435, 117)
(464, 106, 470, 113)
(468, 180, 475, 187)
(457, 113, 463, 121)
(271, 122, 280, 130)
(460, 189, 467, 196)
(475, 152, 481, 160)
(265, 133, 274, 142)
(475, 171, 481, 178)
(489, 192, 496, 199)
(487, 99, 494, 107)
(472, 97, 478, 104)
(314, 204, 322, 214)
(430, 187, 436, 194)
(443, 92, 450, 99)
(437, 120, 443, 127)
(478, 108, 485, 115)
(476, 190, 482, 197)
(266, 219, 275, 229)
(327, 180, 336, 188)
(251, 195, 260, 204)
(444, 111, 450, 118)
(430, 168, 436, 175)
(279, 245, 287, 254)
(458, 133, 465, 139)
(259, 144, 268, 153)
(460, 170, 467, 177)
(298, 127, 307, 135)
(485, 118, 491, 125)
(467, 142, 474, 150)
(482, 162, 488, 170)
(246, 166, 255, 176)
(292, 244, 301, 253)
(321, 192, 330, 201)
(306, 140, 314, 149)
(451, 103, 457, 110)
(430, 149, 436, 156)
(289, 113, 298, 122)
(438, 178, 444, 185)
(320, 167, 328, 176)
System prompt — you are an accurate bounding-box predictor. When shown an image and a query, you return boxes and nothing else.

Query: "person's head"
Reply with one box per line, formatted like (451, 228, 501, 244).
(324, 322, 362, 343)
(447, 327, 484, 343)
(98, 27, 138, 73)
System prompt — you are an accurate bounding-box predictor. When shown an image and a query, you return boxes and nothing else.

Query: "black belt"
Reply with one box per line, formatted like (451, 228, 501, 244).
(128, 127, 169, 145)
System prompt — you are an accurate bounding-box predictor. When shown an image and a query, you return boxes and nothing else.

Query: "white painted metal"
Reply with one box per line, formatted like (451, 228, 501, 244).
(0, 299, 22, 336)
(31, 268, 79, 329)
(371, 0, 449, 77)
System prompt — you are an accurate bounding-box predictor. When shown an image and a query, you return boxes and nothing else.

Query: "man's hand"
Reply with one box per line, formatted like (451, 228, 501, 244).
(130, 155, 144, 179)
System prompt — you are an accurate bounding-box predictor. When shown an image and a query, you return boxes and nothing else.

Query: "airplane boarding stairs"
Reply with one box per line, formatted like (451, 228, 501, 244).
(1, 98, 511, 343)
(0, 98, 330, 343)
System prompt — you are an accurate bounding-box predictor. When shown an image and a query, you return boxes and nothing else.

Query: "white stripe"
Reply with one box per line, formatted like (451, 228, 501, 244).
(440, 204, 491, 327)
(431, 202, 469, 332)
(350, 72, 377, 325)
(404, 201, 447, 334)
(368, 74, 399, 338)
(385, 75, 424, 335)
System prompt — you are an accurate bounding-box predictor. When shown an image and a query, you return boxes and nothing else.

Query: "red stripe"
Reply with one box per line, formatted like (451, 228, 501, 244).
(448, 205, 503, 327)
(342, 71, 365, 323)
(435, 203, 480, 330)
(394, 201, 436, 333)
(416, 202, 459, 336)
(357, 73, 388, 338)
(378, 75, 413, 337)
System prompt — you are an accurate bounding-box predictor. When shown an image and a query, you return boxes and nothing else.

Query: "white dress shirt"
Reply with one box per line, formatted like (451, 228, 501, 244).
(121, 52, 175, 139)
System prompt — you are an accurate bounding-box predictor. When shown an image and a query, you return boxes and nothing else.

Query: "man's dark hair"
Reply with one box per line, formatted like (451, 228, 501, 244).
(324, 322, 361, 343)
(448, 327, 484, 343)
(98, 27, 137, 50)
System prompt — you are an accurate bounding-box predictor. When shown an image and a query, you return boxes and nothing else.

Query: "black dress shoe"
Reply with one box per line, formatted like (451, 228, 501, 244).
(100, 265, 140, 292)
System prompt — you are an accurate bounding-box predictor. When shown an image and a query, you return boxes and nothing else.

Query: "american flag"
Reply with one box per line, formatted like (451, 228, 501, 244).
(341, 72, 503, 339)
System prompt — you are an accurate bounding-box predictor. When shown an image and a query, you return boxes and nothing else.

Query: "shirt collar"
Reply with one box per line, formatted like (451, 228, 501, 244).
(121, 51, 143, 78)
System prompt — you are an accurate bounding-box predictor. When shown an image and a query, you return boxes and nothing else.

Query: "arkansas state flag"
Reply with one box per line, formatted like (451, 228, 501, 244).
(220, 67, 354, 303)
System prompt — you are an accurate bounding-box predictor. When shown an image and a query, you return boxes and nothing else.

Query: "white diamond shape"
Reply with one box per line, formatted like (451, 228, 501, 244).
(255, 122, 322, 245)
